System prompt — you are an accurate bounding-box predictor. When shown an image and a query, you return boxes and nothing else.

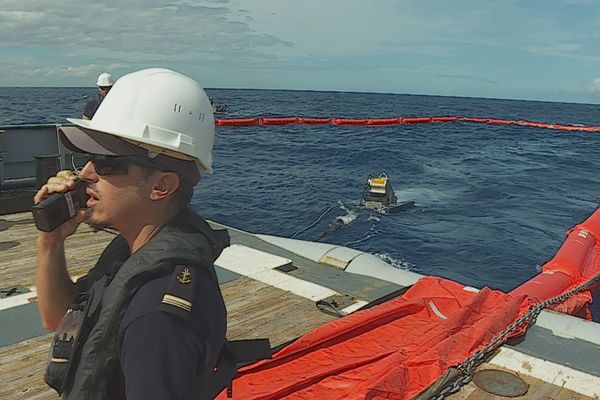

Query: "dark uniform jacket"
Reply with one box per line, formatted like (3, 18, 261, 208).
(45, 208, 230, 400)
(83, 95, 102, 119)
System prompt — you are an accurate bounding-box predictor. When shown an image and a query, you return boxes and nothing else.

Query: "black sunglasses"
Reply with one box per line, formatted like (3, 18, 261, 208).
(86, 155, 159, 176)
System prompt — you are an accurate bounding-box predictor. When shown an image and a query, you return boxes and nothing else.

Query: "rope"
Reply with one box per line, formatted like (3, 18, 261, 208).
(290, 206, 335, 239)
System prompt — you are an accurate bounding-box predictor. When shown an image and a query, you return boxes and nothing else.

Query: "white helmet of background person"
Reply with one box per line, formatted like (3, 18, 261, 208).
(96, 72, 114, 87)
(67, 68, 215, 174)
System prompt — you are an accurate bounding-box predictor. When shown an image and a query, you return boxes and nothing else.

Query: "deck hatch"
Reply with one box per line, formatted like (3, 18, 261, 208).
(275, 264, 298, 273)
(473, 369, 529, 397)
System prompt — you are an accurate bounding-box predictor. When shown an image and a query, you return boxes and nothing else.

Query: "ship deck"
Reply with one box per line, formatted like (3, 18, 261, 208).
(0, 211, 597, 399)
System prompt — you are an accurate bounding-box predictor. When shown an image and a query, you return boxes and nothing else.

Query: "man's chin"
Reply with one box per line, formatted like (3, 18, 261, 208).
(86, 217, 114, 232)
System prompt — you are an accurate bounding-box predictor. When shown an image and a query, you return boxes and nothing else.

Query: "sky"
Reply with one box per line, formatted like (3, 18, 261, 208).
(1, 0, 600, 104)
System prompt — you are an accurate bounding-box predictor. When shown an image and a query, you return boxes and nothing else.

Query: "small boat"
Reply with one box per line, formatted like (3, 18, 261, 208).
(360, 173, 415, 214)
(213, 103, 229, 114)
(210, 97, 230, 114)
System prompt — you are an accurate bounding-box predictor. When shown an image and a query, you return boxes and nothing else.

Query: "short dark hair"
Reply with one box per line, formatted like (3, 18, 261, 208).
(172, 180, 194, 210)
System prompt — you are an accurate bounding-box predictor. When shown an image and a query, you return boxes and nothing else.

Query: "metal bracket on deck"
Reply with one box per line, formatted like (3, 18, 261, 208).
(0, 286, 30, 299)
(316, 294, 357, 317)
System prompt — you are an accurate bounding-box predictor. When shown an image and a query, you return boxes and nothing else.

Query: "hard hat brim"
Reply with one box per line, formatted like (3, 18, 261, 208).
(59, 124, 141, 156)
(59, 124, 201, 185)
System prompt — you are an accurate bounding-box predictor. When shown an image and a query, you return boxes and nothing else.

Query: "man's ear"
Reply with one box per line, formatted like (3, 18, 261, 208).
(149, 172, 180, 201)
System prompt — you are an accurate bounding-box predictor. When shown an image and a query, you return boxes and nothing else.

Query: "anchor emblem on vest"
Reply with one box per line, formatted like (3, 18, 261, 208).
(177, 267, 192, 284)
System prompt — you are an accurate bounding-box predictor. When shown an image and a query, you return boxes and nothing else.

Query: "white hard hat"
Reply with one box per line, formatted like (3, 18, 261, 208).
(96, 72, 114, 87)
(66, 68, 215, 174)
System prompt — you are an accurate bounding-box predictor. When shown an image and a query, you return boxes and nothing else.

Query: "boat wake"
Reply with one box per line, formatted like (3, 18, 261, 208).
(374, 252, 416, 271)
(341, 221, 380, 246)
(316, 201, 360, 242)
(336, 201, 359, 225)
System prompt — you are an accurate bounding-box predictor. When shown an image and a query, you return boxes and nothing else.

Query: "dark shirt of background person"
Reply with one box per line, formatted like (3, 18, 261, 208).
(83, 72, 114, 120)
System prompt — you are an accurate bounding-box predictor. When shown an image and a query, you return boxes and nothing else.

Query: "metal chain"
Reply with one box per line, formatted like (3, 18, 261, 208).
(428, 271, 600, 400)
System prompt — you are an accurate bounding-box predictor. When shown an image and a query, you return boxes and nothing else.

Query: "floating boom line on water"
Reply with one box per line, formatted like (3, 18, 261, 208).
(215, 115, 600, 132)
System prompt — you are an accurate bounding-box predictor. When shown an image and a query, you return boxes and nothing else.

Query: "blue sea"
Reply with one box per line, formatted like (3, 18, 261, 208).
(2, 87, 600, 317)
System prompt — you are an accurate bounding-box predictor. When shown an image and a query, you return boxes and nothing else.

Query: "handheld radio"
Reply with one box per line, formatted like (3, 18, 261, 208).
(32, 180, 89, 232)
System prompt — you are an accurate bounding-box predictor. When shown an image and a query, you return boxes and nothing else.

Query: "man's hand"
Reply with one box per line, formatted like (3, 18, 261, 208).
(34, 170, 89, 242)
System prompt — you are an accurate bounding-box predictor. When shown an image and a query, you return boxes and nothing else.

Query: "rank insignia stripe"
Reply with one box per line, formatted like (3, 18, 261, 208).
(162, 294, 192, 312)
(159, 265, 196, 318)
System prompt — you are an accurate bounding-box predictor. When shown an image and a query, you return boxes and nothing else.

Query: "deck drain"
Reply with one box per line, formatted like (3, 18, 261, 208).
(473, 369, 529, 397)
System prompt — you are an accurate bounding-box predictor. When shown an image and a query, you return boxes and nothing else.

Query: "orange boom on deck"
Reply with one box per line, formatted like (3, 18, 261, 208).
(511, 208, 600, 318)
(215, 208, 600, 399)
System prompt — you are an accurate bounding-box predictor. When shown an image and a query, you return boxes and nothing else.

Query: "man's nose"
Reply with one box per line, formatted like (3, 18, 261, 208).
(78, 160, 98, 182)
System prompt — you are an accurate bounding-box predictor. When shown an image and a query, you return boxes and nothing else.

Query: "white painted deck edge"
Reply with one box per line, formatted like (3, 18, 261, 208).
(0, 288, 37, 310)
(217, 244, 355, 304)
(490, 346, 600, 398)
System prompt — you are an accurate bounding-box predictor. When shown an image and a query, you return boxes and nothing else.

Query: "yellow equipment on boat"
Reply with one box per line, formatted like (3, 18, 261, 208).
(361, 173, 414, 214)
(368, 176, 391, 194)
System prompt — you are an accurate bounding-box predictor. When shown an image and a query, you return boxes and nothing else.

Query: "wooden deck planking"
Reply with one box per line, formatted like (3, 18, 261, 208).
(1, 279, 334, 400)
(0, 335, 56, 400)
(1, 215, 597, 399)
(221, 276, 337, 347)
(1, 215, 338, 399)
(0, 212, 114, 289)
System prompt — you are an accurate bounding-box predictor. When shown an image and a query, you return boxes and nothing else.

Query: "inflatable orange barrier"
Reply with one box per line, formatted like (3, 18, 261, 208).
(366, 117, 402, 125)
(432, 116, 459, 123)
(461, 117, 489, 123)
(216, 117, 259, 126)
(331, 118, 368, 125)
(529, 122, 555, 129)
(486, 118, 512, 125)
(552, 124, 579, 131)
(510, 207, 600, 317)
(216, 277, 534, 400)
(515, 120, 554, 129)
(260, 117, 299, 125)
(576, 126, 600, 132)
(215, 116, 600, 132)
(401, 117, 432, 124)
(298, 117, 331, 124)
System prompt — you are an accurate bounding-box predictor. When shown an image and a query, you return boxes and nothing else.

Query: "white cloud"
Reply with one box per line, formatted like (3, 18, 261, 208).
(582, 77, 600, 93)
(1, 0, 600, 102)
(438, 74, 498, 85)
(0, 1, 289, 59)
(0, 0, 297, 85)
(526, 43, 582, 57)
(0, 62, 129, 85)
(47, 65, 101, 78)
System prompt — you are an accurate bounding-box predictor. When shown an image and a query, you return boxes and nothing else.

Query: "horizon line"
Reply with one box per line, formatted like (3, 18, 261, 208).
(1, 86, 598, 106)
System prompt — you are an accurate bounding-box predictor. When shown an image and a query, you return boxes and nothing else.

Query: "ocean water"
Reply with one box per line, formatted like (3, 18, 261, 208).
(1, 87, 600, 317)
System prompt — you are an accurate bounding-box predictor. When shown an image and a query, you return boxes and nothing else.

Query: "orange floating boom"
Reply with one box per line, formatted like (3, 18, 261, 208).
(214, 116, 600, 132)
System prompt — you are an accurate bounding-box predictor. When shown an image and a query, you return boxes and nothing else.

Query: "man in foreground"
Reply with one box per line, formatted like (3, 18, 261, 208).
(35, 68, 229, 399)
